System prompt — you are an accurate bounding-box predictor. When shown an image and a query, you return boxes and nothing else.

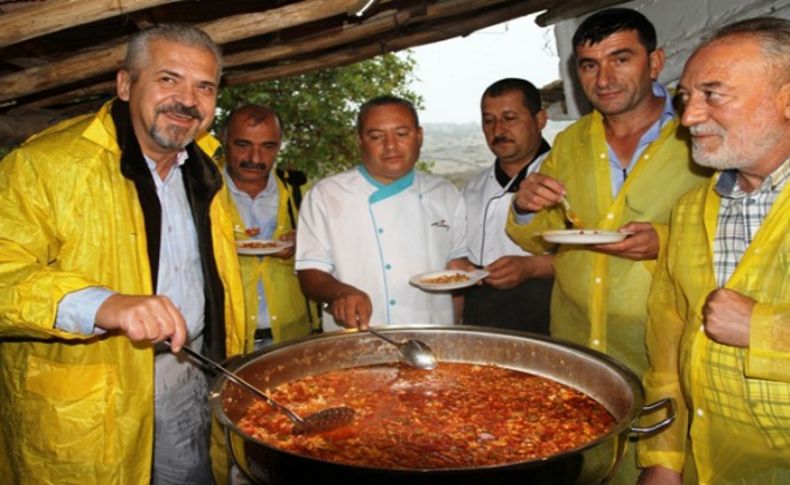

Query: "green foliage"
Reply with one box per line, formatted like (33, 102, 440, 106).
(215, 52, 423, 179)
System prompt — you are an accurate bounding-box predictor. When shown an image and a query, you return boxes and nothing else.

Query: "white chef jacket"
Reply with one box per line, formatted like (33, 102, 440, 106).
(295, 166, 468, 331)
(462, 153, 548, 267)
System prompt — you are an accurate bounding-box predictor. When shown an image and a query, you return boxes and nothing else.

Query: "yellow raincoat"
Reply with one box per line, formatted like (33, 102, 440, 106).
(0, 100, 245, 484)
(506, 111, 710, 484)
(638, 175, 790, 484)
(224, 168, 319, 350)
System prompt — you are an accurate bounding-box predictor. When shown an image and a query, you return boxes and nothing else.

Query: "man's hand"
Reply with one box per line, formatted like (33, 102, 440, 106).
(484, 255, 553, 289)
(638, 466, 682, 485)
(329, 288, 373, 330)
(273, 230, 295, 259)
(513, 173, 566, 213)
(593, 222, 659, 261)
(94, 294, 188, 352)
(703, 288, 754, 347)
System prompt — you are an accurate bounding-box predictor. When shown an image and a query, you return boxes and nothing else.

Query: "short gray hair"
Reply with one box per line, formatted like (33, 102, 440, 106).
(700, 17, 790, 83)
(123, 23, 223, 81)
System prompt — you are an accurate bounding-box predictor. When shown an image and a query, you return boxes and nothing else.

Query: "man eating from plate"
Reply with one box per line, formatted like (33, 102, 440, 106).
(505, 9, 711, 484)
(295, 95, 470, 331)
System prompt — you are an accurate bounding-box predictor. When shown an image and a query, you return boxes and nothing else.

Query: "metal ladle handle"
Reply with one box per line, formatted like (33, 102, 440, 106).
(170, 342, 305, 425)
(368, 327, 401, 347)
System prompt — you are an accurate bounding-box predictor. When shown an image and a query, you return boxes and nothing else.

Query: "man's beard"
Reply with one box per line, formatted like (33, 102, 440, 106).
(690, 120, 784, 171)
(149, 102, 204, 150)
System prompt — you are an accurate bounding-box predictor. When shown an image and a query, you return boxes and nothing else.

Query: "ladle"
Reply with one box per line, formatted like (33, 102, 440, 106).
(367, 328, 438, 370)
(173, 343, 355, 434)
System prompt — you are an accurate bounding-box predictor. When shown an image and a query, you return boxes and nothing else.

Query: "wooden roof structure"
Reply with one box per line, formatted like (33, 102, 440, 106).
(0, 0, 625, 144)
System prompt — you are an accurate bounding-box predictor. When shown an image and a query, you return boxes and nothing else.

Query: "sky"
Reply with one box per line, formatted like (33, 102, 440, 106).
(404, 14, 560, 124)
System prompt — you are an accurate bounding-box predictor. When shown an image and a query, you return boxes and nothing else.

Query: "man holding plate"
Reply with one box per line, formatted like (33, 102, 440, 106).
(221, 105, 319, 349)
(506, 9, 711, 483)
(296, 95, 470, 331)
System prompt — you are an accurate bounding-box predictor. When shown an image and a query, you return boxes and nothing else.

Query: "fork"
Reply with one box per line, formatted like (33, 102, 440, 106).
(559, 195, 584, 229)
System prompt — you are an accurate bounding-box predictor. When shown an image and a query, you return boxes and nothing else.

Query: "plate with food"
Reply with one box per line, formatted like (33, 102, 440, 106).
(236, 239, 293, 256)
(540, 229, 632, 245)
(410, 269, 489, 291)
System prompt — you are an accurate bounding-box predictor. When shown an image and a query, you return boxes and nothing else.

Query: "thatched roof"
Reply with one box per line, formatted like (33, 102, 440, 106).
(0, 0, 625, 144)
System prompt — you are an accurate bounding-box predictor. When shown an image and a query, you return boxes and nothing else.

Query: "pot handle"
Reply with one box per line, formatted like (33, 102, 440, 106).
(630, 398, 676, 436)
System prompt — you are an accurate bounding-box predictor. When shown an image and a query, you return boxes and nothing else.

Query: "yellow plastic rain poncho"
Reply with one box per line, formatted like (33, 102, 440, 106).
(506, 110, 710, 484)
(0, 100, 245, 484)
(638, 175, 790, 484)
(225, 168, 319, 350)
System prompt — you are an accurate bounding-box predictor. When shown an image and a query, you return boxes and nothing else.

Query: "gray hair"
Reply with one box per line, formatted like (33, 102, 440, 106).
(700, 17, 790, 83)
(123, 23, 223, 81)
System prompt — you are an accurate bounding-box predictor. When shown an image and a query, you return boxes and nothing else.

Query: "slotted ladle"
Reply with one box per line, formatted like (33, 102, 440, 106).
(172, 343, 355, 434)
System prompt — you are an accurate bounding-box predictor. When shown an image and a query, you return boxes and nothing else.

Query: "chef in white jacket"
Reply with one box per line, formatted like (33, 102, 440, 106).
(461, 78, 554, 333)
(296, 95, 470, 331)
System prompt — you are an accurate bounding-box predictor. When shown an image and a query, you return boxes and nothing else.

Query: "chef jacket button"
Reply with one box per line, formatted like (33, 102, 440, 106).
(696, 408, 704, 418)
(378, 228, 384, 234)
(594, 277, 602, 284)
(389, 299, 396, 306)
(592, 339, 600, 346)
(385, 264, 392, 270)
(607, 213, 614, 220)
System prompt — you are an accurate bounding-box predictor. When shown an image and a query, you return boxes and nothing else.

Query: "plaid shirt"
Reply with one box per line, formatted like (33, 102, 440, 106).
(705, 158, 790, 447)
(714, 158, 790, 285)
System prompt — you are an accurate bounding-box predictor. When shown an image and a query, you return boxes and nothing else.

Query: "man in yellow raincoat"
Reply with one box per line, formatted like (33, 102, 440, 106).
(0, 25, 244, 484)
(506, 8, 710, 484)
(220, 105, 319, 349)
(638, 17, 790, 485)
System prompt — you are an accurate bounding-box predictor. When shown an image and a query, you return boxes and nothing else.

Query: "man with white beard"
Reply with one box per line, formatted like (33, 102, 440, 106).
(638, 17, 790, 485)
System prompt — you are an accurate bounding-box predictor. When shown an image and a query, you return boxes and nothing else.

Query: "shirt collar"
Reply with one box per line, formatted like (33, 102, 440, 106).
(715, 158, 790, 198)
(493, 137, 551, 192)
(357, 164, 416, 204)
(144, 150, 188, 182)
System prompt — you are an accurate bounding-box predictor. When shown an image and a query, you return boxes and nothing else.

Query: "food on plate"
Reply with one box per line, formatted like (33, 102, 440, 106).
(420, 272, 470, 285)
(237, 240, 280, 249)
(237, 362, 615, 469)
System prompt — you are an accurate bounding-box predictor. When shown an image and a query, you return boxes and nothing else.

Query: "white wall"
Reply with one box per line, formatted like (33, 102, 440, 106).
(554, 0, 790, 118)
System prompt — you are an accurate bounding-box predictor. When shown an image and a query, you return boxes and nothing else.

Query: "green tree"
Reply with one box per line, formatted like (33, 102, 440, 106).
(215, 52, 423, 179)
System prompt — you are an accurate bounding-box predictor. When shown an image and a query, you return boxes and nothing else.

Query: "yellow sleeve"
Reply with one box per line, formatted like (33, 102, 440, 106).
(504, 149, 566, 255)
(637, 234, 690, 472)
(746, 302, 790, 382)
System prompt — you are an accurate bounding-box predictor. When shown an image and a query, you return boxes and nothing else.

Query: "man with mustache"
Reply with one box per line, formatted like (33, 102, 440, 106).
(296, 95, 469, 330)
(461, 78, 554, 333)
(638, 17, 790, 485)
(0, 25, 245, 484)
(221, 105, 318, 349)
(505, 8, 710, 483)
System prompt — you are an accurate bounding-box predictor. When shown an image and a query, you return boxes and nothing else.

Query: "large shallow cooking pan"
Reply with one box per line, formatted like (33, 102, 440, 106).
(210, 326, 673, 484)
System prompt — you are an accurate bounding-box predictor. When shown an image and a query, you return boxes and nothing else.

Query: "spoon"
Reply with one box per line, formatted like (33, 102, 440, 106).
(367, 328, 438, 370)
(171, 343, 355, 435)
(559, 195, 585, 229)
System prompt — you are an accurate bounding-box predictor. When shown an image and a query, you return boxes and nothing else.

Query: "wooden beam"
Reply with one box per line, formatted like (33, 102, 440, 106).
(0, 0, 361, 105)
(0, 0, 182, 49)
(224, 0, 514, 67)
(224, 0, 543, 86)
(535, 0, 629, 26)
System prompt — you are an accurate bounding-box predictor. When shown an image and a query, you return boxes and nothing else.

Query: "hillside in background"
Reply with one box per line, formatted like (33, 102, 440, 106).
(421, 120, 572, 186)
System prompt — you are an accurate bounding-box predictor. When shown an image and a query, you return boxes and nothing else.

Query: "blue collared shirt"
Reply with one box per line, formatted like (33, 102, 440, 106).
(223, 167, 280, 329)
(57, 151, 206, 339)
(607, 81, 675, 196)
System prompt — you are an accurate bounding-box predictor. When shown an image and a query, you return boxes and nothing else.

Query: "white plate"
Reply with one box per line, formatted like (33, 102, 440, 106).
(540, 229, 632, 245)
(236, 240, 294, 256)
(409, 269, 489, 291)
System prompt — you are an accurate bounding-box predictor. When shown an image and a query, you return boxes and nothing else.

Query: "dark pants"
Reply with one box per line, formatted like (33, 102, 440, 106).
(462, 278, 553, 335)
